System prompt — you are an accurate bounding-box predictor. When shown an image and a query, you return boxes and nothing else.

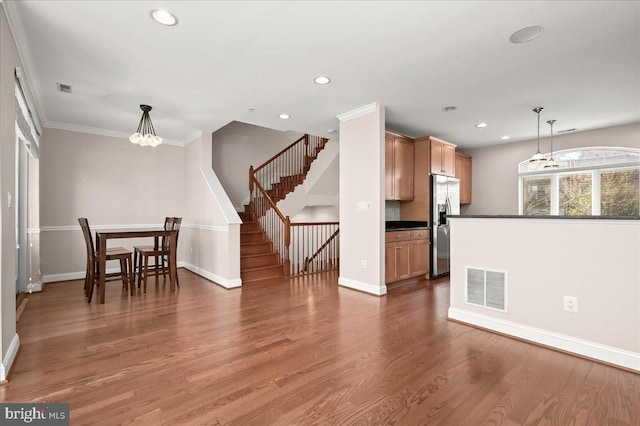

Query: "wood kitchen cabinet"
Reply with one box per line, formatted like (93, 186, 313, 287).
(385, 132, 414, 201)
(455, 152, 472, 205)
(430, 137, 456, 177)
(386, 230, 430, 283)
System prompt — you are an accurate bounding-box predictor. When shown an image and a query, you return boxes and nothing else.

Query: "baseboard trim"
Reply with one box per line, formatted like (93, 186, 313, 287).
(1, 334, 20, 382)
(338, 276, 387, 296)
(182, 262, 242, 289)
(448, 307, 640, 372)
(43, 267, 121, 284)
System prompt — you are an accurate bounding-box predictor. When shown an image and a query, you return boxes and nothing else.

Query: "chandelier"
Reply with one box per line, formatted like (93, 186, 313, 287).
(129, 105, 162, 147)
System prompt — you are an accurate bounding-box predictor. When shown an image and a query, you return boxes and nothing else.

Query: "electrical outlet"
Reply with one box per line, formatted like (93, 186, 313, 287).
(563, 296, 578, 312)
(361, 259, 367, 269)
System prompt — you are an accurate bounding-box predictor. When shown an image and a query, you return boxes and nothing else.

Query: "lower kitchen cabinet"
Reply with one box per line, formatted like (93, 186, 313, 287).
(386, 230, 430, 283)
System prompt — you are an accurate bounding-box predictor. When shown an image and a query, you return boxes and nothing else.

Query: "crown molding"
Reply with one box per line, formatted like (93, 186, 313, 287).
(183, 131, 202, 146)
(336, 102, 380, 122)
(44, 121, 186, 146)
(3, 1, 46, 131)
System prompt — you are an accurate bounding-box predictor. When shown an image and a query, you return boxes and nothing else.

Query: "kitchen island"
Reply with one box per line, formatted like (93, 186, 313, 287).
(448, 215, 640, 371)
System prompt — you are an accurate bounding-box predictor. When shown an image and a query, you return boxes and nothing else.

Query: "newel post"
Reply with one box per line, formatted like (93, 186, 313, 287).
(249, 166, 254, 192)
(283, 216, 291, 277)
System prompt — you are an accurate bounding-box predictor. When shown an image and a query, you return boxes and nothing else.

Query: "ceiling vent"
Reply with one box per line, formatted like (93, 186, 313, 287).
(557, 128, 577, 133)
(466, 267, 508, 312)
(56, 82, 72, 94)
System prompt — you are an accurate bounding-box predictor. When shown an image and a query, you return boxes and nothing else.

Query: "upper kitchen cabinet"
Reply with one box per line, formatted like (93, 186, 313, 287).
(455, 152, 472, 205)
(385, 131, 414, 201)
(430, 137, 456, 177)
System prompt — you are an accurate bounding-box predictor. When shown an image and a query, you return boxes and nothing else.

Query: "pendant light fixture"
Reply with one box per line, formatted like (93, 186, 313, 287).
(129, 105, 162, 147)
(544, 119, 559, 168)
(529, 107, 546, 162)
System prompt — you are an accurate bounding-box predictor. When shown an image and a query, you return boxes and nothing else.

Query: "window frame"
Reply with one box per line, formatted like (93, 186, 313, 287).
(518, 147, 640, 216)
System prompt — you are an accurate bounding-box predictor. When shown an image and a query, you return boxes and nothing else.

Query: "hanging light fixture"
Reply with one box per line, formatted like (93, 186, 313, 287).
(129, 105, 162, 147)
(529, 107, 546, 162)
(545, 119, 559, 168)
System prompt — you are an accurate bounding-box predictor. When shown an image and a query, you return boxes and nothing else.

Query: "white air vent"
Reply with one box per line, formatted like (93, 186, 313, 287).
(56, 82, 72, 94)
(466, 267, 508, 312)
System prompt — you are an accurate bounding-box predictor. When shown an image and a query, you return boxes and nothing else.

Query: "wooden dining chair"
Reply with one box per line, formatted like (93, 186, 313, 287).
(133, 217, 182, 293)
(78, 218, 134, 303)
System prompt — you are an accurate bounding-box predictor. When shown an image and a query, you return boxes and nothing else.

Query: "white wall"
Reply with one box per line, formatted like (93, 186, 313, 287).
(337, 103, 386, 296)
(449, 217, 640, 371)
(211, 121, 303, 209)
(39, 128, 186, 281)
(462, 122, 640, 215)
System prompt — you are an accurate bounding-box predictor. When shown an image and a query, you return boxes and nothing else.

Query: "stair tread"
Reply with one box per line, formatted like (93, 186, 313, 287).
(241, 252, 277, 259)
(241, 241, 271, 246)
(242, 264, 282, 273)
(241, 230, 265, 235)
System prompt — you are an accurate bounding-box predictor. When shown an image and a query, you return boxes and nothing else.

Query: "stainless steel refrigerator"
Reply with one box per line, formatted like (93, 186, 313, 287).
(430, 174, 460, 278)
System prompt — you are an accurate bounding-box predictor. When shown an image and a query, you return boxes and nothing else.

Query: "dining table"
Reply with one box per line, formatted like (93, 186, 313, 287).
(95, 229, 178, 304)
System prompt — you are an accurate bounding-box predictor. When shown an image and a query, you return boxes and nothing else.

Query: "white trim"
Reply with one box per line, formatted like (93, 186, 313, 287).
(182, 223, 228, 232)
(0, 334, 20, 382)
(200, 168, 243, 225)
(40, 223, 162, 232)
(336, 102, 380, 122)
(338, 276, 387, 296)
(40, 223, 230, 232)
(448, 307, 640, 372)
(42, 267, 122, 284)
(3, 2, 45, 132)
(44, 121, 186, 146)
(182, 131, 202, 146)
(182, 262, 242, 289)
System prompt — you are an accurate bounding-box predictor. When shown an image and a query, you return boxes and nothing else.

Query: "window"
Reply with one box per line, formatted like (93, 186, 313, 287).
(519, 148, 640, 217)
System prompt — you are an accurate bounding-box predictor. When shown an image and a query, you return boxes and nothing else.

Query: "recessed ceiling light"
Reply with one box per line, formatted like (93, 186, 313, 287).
(476, 122, 488, 128)
(279, 114, 291, 120)
(150, 9, 178, 26)
(314, 76, 331, 85)
(509, 25, 544, 44)
(500, 135, 511, 140)
(441, 106, 457, 112)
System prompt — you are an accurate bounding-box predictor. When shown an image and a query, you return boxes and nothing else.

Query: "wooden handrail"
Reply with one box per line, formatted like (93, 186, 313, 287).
(254, 134, 308, 173)
(249, 174, 287, 222)
(305, 228, 340, 269)
(290, 222, 339, 227)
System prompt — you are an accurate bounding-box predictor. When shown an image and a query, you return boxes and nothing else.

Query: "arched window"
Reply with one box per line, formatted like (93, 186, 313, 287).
(518, 147, 640, 217)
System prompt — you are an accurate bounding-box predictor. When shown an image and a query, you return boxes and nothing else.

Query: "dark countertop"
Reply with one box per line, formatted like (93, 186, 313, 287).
(449, 215, 640, 221)
(385, 221, 430, 231)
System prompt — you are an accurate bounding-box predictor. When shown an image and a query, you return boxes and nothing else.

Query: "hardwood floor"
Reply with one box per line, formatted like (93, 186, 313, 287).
(1, 270, 638, 425)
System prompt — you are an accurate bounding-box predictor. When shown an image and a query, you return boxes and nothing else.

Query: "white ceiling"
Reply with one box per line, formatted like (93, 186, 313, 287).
(4, 1, 640, 149)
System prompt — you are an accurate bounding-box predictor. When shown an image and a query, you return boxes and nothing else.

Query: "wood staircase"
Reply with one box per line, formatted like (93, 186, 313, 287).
(239, 209, 282, 282)
(241, 134, 329, 282)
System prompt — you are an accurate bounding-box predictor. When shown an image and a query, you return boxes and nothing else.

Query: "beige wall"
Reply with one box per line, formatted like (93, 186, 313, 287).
(337, 103, 386, 295)
(182, 133, 241, 287)
(449, 217, 640, 370)
(39, 128, 185, 279)
(462, 122, 640, 215)
(1, 4, 22, 376)
(211, 121, 303, 208)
